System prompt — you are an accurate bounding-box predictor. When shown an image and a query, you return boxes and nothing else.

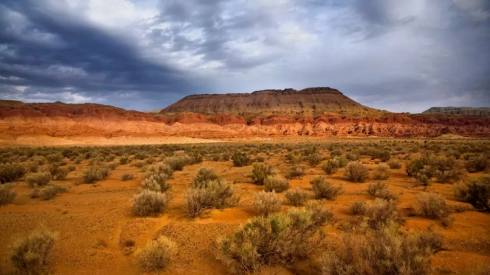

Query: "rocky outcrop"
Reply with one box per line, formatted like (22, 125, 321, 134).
(1, 91, 489, 139)
(423, 107, 490, 117)
(162, 87, 387, 117)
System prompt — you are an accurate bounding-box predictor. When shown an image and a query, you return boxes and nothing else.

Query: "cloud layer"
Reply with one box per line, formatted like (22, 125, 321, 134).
(0, 0, 489, 112)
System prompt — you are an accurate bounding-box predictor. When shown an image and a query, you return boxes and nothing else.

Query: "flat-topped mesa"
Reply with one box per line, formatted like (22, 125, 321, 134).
(423, 107, 490, 117)
(162, 87, 382, 117)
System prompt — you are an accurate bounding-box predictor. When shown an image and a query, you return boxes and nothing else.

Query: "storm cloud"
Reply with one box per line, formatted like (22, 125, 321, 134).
(0, 0, 489, 112)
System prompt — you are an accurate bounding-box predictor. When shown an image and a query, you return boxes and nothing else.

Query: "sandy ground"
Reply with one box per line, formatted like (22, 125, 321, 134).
(0, 143, 489, 274)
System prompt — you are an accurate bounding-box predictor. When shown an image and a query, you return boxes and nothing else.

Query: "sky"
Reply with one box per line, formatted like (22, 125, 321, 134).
(0, 0, 489, 113)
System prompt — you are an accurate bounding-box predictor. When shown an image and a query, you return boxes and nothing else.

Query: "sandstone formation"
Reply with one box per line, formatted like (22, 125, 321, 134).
(1, 88, 489, 139)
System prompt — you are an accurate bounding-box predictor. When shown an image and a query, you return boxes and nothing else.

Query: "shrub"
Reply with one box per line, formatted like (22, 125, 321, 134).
(192, 168, 220, 188)
(344, 162, 370, 183)
(251, 163, 274, 185)
(164, 155, 195, 171)
(154, 163, 174, 178)
(0, 162, 26, 183)
(306, 153, 323, 167)
(26, 172, 52, 188)
(253, 191, 282, 216)
(453, 175, 490, 211)
(367, 181, 398, 201)
(310, 176, 343, 200)
(350, 201, 368, 215)
(465, 155, 488, 173)
(220, 201, 332, 274)
(46, 153, 63, 163)
(137, 236, 176, 272)
(231, 152, 252, 167)
(121, 173, 134, 181)
(41, 185, 69, 200)
(346, 152, 359, 161)
(322, 161, 338, 175)
(119, 156, 129, 165)
(107, 161, 118, 170)
(286, 165, 305, 179)
(364, 199, 402, 230)
(53, 167, 69, 181)
(387, 158, 402, 169)
(0, 184, 16, 206)
(132, 190, 170, 216)
(142, 172, 171, 193)
(30, 188, 40, 199)
(9, 228, 58, 275)
(184, 179, 238, 217)
(83, 167, 110, 183)
(371, 164, 391, 180)
(285, 188, 309, 206)
(417, 193, 452, 225)
(319, 224, 443, 275)
(264, 175, 290, 193)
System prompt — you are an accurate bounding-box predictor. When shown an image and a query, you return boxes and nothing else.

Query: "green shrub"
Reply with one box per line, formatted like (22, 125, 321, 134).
(306, 153, 323, 167)
(137, 236, 176, 272)
(310, 176, 343, 200)
(231, 152, 252, 167)
(344, 162, 370, 183)
(0, 184, 16, 206)
(251, 163, 274, 185)
(253, 191, 282, 216)
(220, 201, 332, 274)
(132, 190, 170, 216)
(387, 158, 402, 169)
(350, 200, 368, 215)
(41, 185, 69, 200)
(286, 164, 305, 179)
(465, 155, 489, 173)
(26, 172, 52, 188)
(264, 175, 290, 193)
(192, 168, 220, 188)
(0, 162, 26, 183)
(82, 167, 110, 183)
(322, 161, 338, 175)
(164, 155, 195, 171)
(46, 153, 63, 163)
(453, 175, 490, 211)
(285, 188, 309, 206)
(142, 172, 171, 193)
(121, 173, 134, 181)
(47, 163, 69, 180)
(184, 179, 238, 217)
(9, 228, 58, 275)
(417, 193, 452, 225)
(367, 182, 398, 201)
(319, 224, 443, 275)
(371, 164, 391, 180)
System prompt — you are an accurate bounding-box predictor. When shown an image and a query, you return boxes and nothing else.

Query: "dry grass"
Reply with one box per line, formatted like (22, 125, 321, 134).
(310, 176, 344, 200)
(285, 188, 310, 206)
(0, 184, 17, 206)
(264, 175, 290, 193)
(132, 190, 171, 216)
(253, 191, 282, 216)
(344, 162, 370, 183)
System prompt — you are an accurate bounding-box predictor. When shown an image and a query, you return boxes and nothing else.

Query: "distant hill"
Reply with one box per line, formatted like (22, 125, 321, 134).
(161, 87, 389, 118)
(144, 108, 163, 113)
(423, 107, 490, 116)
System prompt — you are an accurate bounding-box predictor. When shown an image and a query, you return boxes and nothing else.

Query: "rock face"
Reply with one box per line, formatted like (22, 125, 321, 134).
(162, 87, 387, 117)
(1, 89, 489, 139)
(423, 107, 490, 117)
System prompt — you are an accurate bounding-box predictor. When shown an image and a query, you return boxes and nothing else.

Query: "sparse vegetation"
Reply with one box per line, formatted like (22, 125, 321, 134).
(367, 181, 398, 201)
(286, 164, 305, 179)
(310, 176, 343, 200)
(285, 188, 309, 206)
(387, 158, 402, 169)
(344, 161, 370, 183)
(220, 201, 332, 274)
(350, 200, 368, 215)
(41, 185, 69, 200)
(264, 175, 290, 193)
(121, 173, 134, 181)
(132, 190, 171, 216)
(83, 167, 110, 183)
(371, 163, 391, 180)
(231, 151, 252, 167)
(9, 228, 58, 275)
(26, 172, 52, 188)
(251, 163, 274, 185)
(0, 163, 26, 184)
(453, 175, 490, 211)
(253, 190, 282, 216)
(417, 193, 453, 226)
(0, 184, 16, 206)
(137, 236, 176, 272)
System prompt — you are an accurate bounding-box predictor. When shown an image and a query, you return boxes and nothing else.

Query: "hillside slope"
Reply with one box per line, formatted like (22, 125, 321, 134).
(162, 87, 388, 118)
(423, 107, 490, 116)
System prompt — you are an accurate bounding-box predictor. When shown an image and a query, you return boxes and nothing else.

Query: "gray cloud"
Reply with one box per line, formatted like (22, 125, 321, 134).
(0, 0, 488, 112)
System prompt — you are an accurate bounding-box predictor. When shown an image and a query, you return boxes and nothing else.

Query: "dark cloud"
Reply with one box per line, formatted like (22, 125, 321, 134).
(0, 0, 489, 112)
